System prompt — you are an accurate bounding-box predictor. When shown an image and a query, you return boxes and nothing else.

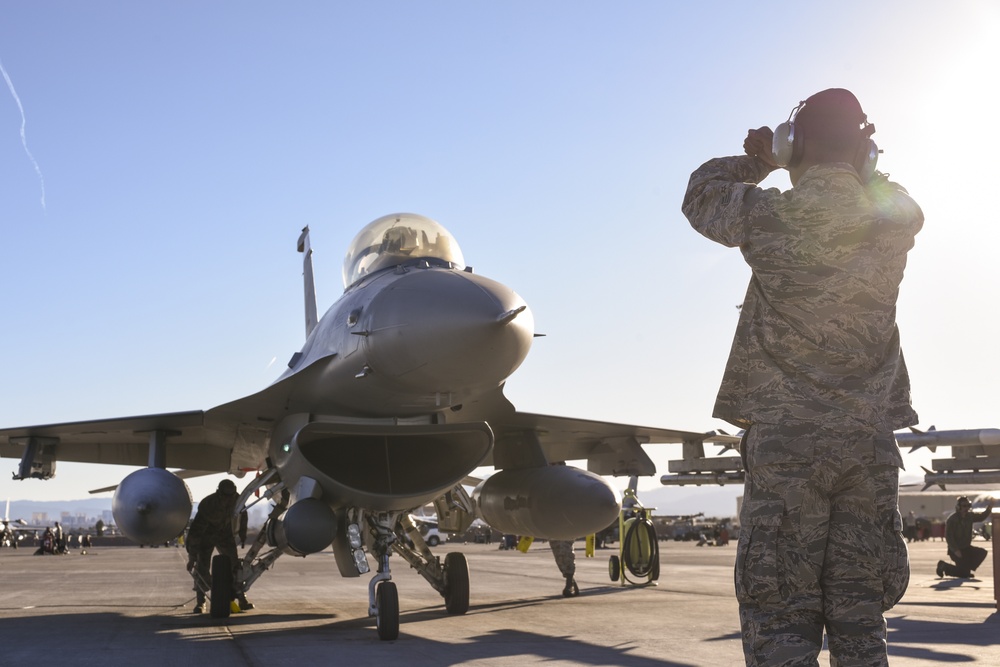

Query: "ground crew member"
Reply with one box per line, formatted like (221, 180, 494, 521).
(937, 496, 994, 578)
(186, 479, 252, 613)
(549, 539, 579, 597)
(683, 88, 922, 666)
(52, 521, 65, 553)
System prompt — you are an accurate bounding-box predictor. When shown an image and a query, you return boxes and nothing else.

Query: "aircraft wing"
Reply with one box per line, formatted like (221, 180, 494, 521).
(0, 358, 347, 480)
(489, 411, 716, 476)
(0, 411, 243, 476)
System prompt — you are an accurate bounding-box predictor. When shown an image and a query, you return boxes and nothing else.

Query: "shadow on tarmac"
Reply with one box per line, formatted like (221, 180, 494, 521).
(887, 613, 1000, 663)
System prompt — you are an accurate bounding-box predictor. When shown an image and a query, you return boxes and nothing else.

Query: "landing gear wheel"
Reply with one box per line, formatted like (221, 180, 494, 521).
(443, 552, 470, 615)
(209, 554, 233, 618)
(375, 581, 399, 641)
(608, 554, 621, 582)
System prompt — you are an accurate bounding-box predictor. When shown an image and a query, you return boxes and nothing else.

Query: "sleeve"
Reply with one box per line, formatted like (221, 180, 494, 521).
(186, 515, 203, 553)
(865, 173, 924, 238)
(944, 516, 959, 552)
(681, 155, 778, 248)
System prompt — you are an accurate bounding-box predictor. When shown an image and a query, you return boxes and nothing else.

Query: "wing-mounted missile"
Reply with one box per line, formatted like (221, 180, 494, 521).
(709, 429, 744, 455)
(472, 465, 621, 539)
(896, 425, 939, 453)
(659, 433, 745, 487)
(112, 467, 192, 544)
(915, 427, 1000, 489)
(896, 427, 1000, 452)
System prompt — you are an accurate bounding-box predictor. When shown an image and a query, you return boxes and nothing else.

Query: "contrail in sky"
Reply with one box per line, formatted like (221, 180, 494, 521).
(1, 58, 46, 212)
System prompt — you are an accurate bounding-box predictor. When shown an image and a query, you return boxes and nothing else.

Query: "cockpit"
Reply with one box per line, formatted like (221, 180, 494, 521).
(342, 213, 466, 289)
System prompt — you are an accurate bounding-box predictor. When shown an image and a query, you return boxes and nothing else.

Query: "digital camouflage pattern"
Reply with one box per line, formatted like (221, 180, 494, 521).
(736, 422, 907, 666)
(682, 156, 923, 431)
(682, 154, 921, 666)
(549, 539, 575, 579)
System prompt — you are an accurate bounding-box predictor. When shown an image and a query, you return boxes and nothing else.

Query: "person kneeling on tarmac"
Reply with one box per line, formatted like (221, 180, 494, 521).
(186, 479, 253, 613)
(937, 495, 994, 579)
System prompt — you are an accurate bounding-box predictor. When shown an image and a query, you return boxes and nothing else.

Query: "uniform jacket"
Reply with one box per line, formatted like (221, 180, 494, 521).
(187, 490, 248, 551)
(682, 156, 923, 429)
(945, 508, 990, 553)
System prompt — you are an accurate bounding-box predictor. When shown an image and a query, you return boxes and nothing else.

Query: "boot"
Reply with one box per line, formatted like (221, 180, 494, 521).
(936, 561, 945, 578)
(562, 577, 579, 597)
(193, 592, 206, 614)
(237, 593, 255, 611)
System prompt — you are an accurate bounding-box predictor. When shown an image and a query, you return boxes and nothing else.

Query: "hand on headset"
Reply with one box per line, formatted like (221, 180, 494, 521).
(744, 126, 779, 169)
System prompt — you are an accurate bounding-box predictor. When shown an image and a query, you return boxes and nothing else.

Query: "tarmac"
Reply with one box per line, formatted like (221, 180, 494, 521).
(1, 538, 996, 666)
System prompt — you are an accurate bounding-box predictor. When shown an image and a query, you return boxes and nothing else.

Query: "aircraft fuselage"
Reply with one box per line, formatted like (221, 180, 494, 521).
(276, 261, 534, 418)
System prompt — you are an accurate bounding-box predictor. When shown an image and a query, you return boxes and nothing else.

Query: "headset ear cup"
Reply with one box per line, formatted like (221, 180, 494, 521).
(772, 121, 794, 167)
(857, 139, 878, 181)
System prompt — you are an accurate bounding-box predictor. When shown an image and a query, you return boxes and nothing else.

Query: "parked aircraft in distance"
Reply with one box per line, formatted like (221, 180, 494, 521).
(1, 499, 44, 548)
(0, 213, 721, 639)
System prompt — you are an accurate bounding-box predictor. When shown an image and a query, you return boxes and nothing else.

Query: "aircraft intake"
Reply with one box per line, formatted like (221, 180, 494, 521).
(473, 465, 621, 540)
(269, 416, 494, 512)
(112, 467, 193, 545)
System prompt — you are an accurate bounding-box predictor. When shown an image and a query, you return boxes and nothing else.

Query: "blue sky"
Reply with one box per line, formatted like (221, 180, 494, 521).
(2, 1, 998, 508)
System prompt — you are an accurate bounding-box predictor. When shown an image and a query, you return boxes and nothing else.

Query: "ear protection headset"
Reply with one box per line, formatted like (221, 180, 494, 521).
(771, 98, 880, 181)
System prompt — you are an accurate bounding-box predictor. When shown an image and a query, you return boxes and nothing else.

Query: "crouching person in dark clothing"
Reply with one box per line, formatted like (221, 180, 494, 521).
(937, 496, 994, 579)
(186, 479, 252, 613)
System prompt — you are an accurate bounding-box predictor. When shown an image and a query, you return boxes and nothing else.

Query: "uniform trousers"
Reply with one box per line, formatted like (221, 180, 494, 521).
(942, 545, 987, 578)
(190, 538, 239, 596)
(736, 422, 908, 666)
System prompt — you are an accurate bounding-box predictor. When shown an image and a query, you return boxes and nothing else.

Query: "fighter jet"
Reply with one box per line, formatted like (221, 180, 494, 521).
(0, 213, 716, 639)
(1, 500, 43, 548)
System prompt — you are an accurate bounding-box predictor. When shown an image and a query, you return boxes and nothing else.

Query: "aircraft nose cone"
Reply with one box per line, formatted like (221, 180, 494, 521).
(364, 268, 533, 391)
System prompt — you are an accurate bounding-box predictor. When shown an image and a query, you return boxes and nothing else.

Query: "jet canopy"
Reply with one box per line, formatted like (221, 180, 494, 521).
(343, 213, 466, 288)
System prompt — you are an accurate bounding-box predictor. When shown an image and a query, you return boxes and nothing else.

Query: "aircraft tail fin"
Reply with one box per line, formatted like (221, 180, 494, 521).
(297, 226, 319, 338)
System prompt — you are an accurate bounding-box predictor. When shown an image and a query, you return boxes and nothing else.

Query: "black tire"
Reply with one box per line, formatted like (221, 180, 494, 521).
(375, 581, 399, 641)
(443, 552, 470, 615)
(650, 551, 660, 581)
(210, 554, 233, 618)
(608, 554, 621, 582)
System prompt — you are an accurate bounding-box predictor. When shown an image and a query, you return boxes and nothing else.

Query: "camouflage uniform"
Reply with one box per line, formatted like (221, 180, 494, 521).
(683, 154, 922, 666)
(187, 489, 248, 601)
(549, 539, 576, 579)
(549, 539, 579, 596)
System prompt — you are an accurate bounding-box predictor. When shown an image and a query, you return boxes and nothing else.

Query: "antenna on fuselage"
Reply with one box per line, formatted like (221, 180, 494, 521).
(297, 226, 319, 338)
